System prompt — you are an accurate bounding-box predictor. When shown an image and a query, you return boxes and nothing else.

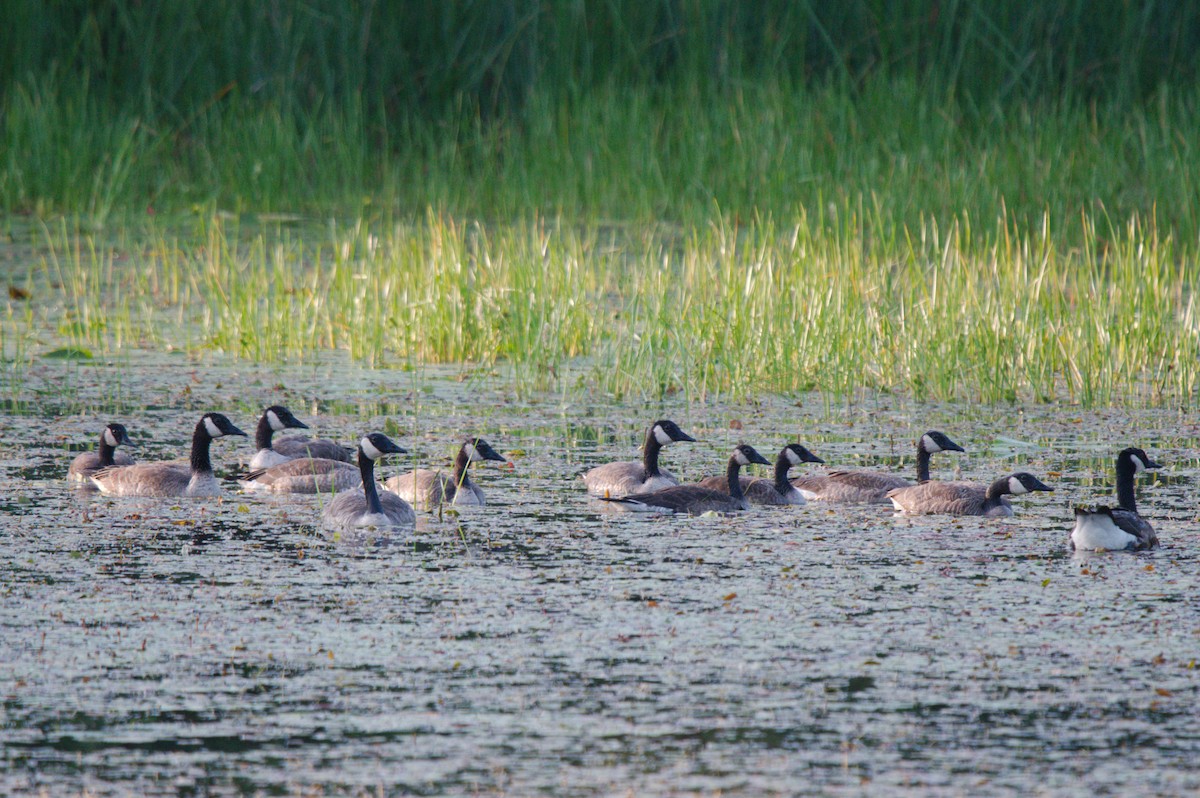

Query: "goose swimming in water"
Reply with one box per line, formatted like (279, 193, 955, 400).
(321, 433, 415, 530)
(249, 405, 352, 470)
(696, 443, 823, 505)
(1071, 447, 1161, 551)
(91, 413, 247, 497)
(886, 471, 1053, 516)
(239, 457, 361, 494)
(385, 438, 508, 508)
(600, 444, 772, 514)
(583, 420, 696, 496)
(792, 431, 964, 503)
(67, 423, 136, 483)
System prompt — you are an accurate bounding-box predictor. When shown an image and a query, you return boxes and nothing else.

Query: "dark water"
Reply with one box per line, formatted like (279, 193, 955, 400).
(2, 358, 1199, 796)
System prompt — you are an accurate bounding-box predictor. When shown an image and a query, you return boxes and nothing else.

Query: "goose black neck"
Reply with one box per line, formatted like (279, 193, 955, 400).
(191, 421, 215, 475)
(1115, 458, 1138, 512)
(982, 477, 1010, 511)
(772, 453, 793, 494)
(453, 446, 475, 489)
(254, 414, 276, 451)
(915, 445, 933, 483)
(726, 457, 746, 501)
(359, 448, 383, 514)
(642, 429, 664, 477)
(97, 431, 117, 467)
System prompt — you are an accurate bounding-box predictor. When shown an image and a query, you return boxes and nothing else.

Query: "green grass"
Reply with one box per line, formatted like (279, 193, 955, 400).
(5, 203, 1197, 407)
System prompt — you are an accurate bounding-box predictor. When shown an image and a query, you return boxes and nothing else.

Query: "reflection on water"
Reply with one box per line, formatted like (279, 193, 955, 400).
(1, 356, 1198, 796)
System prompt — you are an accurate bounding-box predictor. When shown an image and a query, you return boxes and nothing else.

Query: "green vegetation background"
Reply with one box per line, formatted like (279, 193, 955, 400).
(2, 1, 1199, 405)
(3, 0, 1197, 230)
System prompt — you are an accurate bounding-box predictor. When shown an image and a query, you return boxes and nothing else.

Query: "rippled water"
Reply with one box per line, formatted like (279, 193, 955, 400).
(2, 357, 1198, 796)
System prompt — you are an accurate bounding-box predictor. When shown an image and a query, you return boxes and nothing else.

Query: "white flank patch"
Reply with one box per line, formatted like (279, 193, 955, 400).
(104, 428, 119, 446)
(653, 424, 673, 445)
(1072, 513, 1135, 551)
(267, 410, 285, 431)
(1008, 476, 1029, 495)
(204, 416, 223, 438)
(361, 436, 384, 460)
(921, 433, 940, 453)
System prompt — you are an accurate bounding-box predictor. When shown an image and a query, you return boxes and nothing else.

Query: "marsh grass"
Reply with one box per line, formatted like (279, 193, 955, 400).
(6, 207, 1196, 407)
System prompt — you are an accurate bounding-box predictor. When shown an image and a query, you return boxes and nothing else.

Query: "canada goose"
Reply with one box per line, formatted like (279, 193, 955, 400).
(322, 433, 414, 529)
(239, 457, 361, 494)
(886, 472, 1053, 516)
(384, 438, 508, 507)
(599, 444, 772, 514)
(697, 443, 824, 505)
(67, 423, 136, 482)
(1071, 447, 1162, 551)
(583, 419, 697, 496)
(249, 405, 352, 470)
(792, 430, 964, 503)
(91, 413, 247, 497)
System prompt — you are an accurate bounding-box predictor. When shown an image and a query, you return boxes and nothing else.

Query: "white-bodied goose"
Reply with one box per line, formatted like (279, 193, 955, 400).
(249, 405, 352, 470)
(887, 472, 1053, 516)
(385, 438, 508, 508)
(1071, 447, 1161, 551)
(67, 423, 136, 483)
(583, 419, 696, 496)
(697, 443, 823, 505)
(792, 431, 964, 503)
(322, 433, 414, 530)
(599, 444, 772, 514)
(91, 413, 247, 497)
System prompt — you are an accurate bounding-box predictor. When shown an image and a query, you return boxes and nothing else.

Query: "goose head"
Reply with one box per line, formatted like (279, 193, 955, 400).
(1118, 447, 1161, 474)
(264, 405, 309, 433)
(464, 438, 508, 464)
(783, 443, 824, 466)
(733, 444, 772, 468)
(651, 420, 697, 446)
(919, 430, 965, 454)
(1004, 472, 1054, 496)
(360, 433, 407, 461)
(202, 413, 248, 439)
(103, 423, 136, 449)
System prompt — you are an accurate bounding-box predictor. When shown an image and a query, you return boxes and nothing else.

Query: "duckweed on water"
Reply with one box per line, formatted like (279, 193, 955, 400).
(4, 210, 1197, 407)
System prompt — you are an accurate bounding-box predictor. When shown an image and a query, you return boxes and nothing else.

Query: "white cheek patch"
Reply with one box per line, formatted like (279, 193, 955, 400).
(786, 448, 802, 465)
(204, 417, 223, 438)
(267, 410, 285, 431)
(921, 433, 940, 453)
(104, 429, 119, 446)
(360, 436, 383, 460)
(1131, 454, 1146, 473)
(735, 450, 752, 466)
(464, 443, 480, 462)
(653, 425, 673, 446)
(1008, 476, 1029, 495)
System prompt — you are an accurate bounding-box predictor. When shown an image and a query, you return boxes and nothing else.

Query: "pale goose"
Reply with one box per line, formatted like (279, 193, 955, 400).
(385, 438, 507, 508)
(240, 457, 361, 494)
(249, 405, 352, 470)
(599, 444, 772, 514)
(67, 423, 136, 482)
(697, 443, 823, 505)
(887, 472, 1053, 516)
(322, 433, 414, 530)
(583, 419, 696, 496)
(1071, 447, 1161, 551)
(792, 431, 964, 503)
(91, 413, 247, 497)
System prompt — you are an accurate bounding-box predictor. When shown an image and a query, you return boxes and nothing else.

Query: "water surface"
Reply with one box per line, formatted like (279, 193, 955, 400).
(2, 357, 1198, 796)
